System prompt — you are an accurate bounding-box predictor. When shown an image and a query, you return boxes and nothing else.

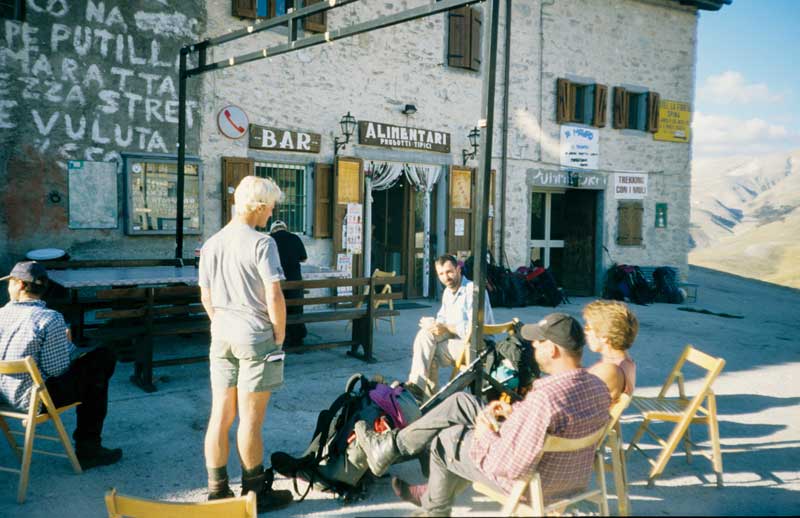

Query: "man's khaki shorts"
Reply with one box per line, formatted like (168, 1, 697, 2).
(209, 338, 284, 392)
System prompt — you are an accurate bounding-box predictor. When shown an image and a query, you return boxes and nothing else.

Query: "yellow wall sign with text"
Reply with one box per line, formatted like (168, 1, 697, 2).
(653, 99, 691, 143)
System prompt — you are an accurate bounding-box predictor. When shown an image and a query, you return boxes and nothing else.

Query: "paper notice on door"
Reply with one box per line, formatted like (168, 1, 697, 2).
(454, 218, 465, 237)
(336, 253, 353, 296)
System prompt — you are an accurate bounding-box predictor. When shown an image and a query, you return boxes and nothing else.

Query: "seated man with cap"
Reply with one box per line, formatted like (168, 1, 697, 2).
(0, 261, 122, 469)
(354, 312, 611, 516)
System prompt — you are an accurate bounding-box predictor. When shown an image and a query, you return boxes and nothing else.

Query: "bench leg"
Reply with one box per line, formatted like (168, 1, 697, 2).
(131, 336, 157, 393)
(346, 317, 376, 363)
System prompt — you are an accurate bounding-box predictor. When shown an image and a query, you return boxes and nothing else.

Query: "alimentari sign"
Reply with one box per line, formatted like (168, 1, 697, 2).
(358, 121, 450, 153)
(249, 124, 321, 153)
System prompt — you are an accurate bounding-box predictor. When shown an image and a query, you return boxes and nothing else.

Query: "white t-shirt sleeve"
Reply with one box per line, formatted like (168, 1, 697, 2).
(257, 236, 285, 283)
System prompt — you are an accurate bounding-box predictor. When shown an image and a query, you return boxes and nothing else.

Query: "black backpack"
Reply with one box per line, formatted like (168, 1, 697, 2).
(604, 264, 653, 305)
(482, 334, 539, 401)
(653, 267, 684, 304)
(271, 374, 420, 502)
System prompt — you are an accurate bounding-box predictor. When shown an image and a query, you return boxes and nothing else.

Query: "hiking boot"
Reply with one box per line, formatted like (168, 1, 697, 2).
(392, 476, 426, 507)
(354, 420, 398, 477)
(75, 442, 122, 470)
(241, 469, 293, 512)
(207, 485, 235, 501)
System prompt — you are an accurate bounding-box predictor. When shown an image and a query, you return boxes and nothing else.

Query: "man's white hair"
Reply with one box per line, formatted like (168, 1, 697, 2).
(234, 175, 282, 215)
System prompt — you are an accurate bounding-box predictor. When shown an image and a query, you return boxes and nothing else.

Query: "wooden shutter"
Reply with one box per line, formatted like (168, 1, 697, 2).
(647, 91, 661, 133)
(222, 156, 254, 225)
(232, 0, 257, 19)
(304, 0, 326, 33)
(613, 87, 628, 129)
(469, 7, 482, 72)
(312, 162, 332, 238)
(447, 165, 474, 260)
(593, 83, 608, 128)
(617, 202, 643, 246)
(333, 156, 364, 274)
(556, 78, 572, 124)
(447, 6, 470, 69)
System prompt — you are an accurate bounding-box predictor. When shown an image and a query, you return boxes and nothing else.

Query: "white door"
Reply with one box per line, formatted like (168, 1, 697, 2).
(529, 190, 566, 269)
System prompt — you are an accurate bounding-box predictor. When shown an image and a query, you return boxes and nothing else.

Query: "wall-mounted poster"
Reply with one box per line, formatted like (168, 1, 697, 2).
(450, 168, 472, 209)
(560, 125, 599, 170)
(614, 173, 648, 199)
(337, 159, 362, 204)
(336, 253, 353, 296)
(653, 100, 691, 143)
(68, 161, 118, 229)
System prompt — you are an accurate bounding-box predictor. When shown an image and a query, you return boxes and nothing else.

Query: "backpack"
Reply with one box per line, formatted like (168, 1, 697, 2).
(271, 374, 420, 501)
(527, 267, 563, 307)
(482, 334, 539, 401)
(653, 266, 684, 303)
(604, 264, 653, 305)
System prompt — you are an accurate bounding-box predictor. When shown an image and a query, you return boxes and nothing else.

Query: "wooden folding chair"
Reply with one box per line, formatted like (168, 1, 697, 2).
(450, 318, 521, 381)
(346, 269, 397, 334)
(105, 488, 257, 518)
(626, 345, 725, 487)
(0, 357, 82, 503)
(473, 424, 610, 516)
(602, 393, 632, 516)
(372, 269, 397, 335)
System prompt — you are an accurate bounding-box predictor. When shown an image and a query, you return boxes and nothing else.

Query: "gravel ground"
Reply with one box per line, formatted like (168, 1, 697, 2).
(1, 265, 798, 517)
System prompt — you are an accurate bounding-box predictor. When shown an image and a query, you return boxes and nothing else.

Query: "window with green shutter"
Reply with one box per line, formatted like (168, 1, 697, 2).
(556, 78, 607, 128)
(255, 162, 307, 233)
(613, 87, 660, 132)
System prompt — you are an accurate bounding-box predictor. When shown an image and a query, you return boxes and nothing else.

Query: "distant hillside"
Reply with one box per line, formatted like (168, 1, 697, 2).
(689, 150, 800, 288)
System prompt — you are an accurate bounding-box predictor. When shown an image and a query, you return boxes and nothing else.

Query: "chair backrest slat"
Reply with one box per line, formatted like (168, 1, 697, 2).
(106, 489, 256, 518)
(543, 424, 608, 452)
(686, 345, 725, 373)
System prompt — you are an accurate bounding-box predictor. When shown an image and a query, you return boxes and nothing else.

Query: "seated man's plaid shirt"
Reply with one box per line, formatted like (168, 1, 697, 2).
(0, 300, 75, 409)
(470, 369, 611, 499)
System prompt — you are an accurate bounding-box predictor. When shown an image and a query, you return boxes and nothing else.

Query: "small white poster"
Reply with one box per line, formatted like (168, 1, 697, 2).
(454, 218, 465, 237)
(614, 173, 648, 199)
(560, 125, 599, 170)
(336, 253, 353, 296)
(345, 203, 363, 254)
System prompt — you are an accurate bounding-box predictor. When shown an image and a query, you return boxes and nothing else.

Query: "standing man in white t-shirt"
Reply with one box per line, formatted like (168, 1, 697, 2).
(198, 175, 293, 511)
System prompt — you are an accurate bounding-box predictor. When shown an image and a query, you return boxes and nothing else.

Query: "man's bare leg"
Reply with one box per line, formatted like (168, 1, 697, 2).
(237, 390, 271, 469)
(205, 385, 237, 498)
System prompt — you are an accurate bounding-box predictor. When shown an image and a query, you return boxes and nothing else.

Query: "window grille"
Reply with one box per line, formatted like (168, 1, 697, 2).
(255, 162, 307, 233)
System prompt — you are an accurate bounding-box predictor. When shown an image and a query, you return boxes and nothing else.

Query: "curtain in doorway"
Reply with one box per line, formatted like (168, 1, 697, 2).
(403, 165, 443, 297)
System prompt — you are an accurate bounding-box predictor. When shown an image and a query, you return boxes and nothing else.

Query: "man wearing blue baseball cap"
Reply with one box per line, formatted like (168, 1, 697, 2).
(0, 261, 122, 469)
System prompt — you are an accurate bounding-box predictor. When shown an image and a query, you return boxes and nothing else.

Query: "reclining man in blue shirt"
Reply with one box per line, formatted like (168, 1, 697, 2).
(406, 255, 494, 401)
(0, 261, 121, 469)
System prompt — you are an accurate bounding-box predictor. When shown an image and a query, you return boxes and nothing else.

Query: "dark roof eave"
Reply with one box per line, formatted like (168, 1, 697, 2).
(675, 0, 732, 11)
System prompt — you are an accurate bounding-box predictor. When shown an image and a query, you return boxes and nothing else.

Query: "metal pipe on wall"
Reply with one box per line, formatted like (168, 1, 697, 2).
(498, 0, 512, 266)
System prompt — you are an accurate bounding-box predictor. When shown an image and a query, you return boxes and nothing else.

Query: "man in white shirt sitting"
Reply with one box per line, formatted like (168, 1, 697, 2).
(406, 255, 494, 400)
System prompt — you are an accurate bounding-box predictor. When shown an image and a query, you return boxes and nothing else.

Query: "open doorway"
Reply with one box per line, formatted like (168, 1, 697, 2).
(370, 167, 438, 298)
(530, 188, 597, 296)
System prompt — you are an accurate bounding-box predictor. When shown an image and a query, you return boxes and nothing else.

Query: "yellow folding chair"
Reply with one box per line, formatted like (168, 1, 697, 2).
(105, 488, 257, 518)
(0, 357, 82, 503)
(473, 424, 610, 516)
(626, 345, 725, 487)
(450, 318, 521, 381)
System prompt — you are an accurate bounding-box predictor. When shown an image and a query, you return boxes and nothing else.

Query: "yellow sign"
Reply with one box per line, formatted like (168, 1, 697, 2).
(653, 99, 691, 143)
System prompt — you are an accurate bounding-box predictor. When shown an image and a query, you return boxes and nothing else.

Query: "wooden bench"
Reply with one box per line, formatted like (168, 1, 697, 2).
(638, 266, 698, 303)
(82, 276, 404, 392)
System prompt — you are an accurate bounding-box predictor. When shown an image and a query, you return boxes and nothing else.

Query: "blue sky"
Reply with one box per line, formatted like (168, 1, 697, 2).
(693, 0, 800, 159)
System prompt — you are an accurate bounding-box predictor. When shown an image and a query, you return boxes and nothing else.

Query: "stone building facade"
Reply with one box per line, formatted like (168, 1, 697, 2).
(0, 0, 728, 298)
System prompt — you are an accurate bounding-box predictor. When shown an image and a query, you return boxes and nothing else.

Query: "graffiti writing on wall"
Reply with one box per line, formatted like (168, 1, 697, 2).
(0, 0, 203, 168)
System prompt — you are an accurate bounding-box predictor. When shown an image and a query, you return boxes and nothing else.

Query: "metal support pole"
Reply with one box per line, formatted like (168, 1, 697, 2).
(469, 0, 501, 396)
(364, 176, 373, 277)
(175, 48, 188, 261)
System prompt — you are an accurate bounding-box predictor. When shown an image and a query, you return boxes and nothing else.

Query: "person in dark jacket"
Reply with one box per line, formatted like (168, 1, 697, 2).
(269, 220, 308, 347)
